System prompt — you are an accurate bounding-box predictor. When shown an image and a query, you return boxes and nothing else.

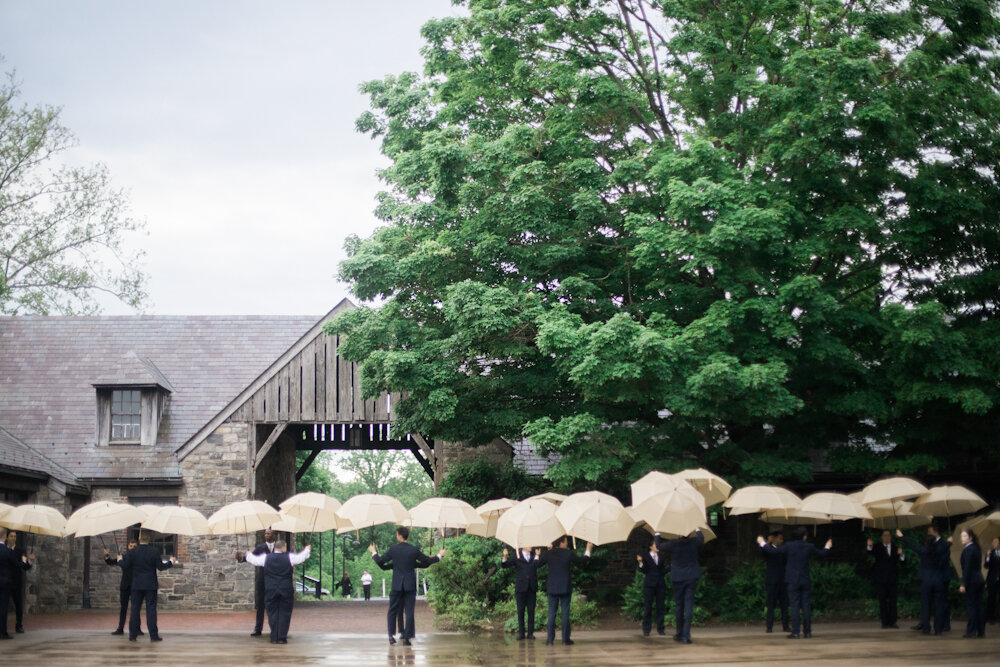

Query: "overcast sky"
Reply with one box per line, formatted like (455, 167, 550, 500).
(0, 0, 460, 315)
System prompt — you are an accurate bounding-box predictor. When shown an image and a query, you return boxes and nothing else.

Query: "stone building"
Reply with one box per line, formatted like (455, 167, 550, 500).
(0, 299, 532, 613)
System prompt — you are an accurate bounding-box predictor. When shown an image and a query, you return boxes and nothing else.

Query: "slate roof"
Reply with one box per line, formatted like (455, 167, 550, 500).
(510, 437, 560, 477)
(0, 315, 319, 482)
(0, 425, 79, 487)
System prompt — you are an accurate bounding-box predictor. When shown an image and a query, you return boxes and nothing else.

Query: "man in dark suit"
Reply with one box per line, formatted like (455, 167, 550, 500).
(636, 537, 668, 636)
(238, 528, 276, 637)
(501, 545, 541, 640)
(124, 531, 175, 642)
(370, 526, 445, 645)
(3, 530, 32, 634)
(899, 526, 951, 635)
(0, 527, 31, 640)
(104, 540, 140, 636)
(759, 527, 831, 639)
(867, 529, 904, 628)
(760, 530, 789, 633)
(538, 536, 592, 646)
(986, 537, 999, 624)
(244, 541, 310, 644)
(657, 528, 704, 644)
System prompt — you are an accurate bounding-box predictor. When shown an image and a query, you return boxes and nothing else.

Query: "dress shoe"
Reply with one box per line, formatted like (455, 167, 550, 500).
(782, 626, 791, 632)
(137, 630, 145, 636)
(111, 629, 124, 635)
(681, 638, 692, 644)
(401, 638, 411, 646)
(787, 633, 799, 639)
(270, 639, 279, 644)
(887, 624, 899, 629)
(642, 631, 650, 637)
(673, 634, 682, 642)
(563, 639, 574, 645)
(128, 637, 137, 642)
(545, 639, 554, 645)
(388, 636, 396, 645)
(766, 627, 773, 633)
(0, 635, 12, 641)
(150, 635, 163, 642)
(962, 633, 976, 638)
(526, 633, 535, 640)
(911, 624, 924, 631)
(15, 627, 24, 634)
(517, 632, 525, 640)
(250, 631, 263, 637)
(277, 639, 287, 644)
(803, 632, 812, 638)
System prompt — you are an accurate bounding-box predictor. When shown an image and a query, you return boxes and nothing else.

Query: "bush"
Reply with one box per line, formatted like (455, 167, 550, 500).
(713, 562, 766, 622)
(426, 534, 513, 632)
(496, 586, 600, 633)
(620, 571, 711, 626)
(810, 561, 871, 617)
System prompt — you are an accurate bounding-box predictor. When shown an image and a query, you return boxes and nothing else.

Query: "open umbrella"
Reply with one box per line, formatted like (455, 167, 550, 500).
(723, 486, 801, 517)
(673, 468, 732, 507)
(628, 511, 718, 544)
(69, 502, 147, 537)
(495, 499, 565, 549)
(911, 485, 987, 519)
(949, 511, 1000, 579)
(524, 492, 568, 506)
(863, 501, 933, 530)
(408, 497, 485, 531)
(142, 505, 211, 536)
(0, 502, 12, 521)
(467, 498, 516, 538)
(336, 494, 410, 541)
(798, 492, 872, 521)
(270, 511, 314, 533)
(858, 477, 928, 506)
(2, 504, 66, 537)
(760, 509, 830, 526)
(555, 491, 633, 546)
(279, 492, 343, 533)
(630, 486, 705, 537)
(631, 471, 698, 508)
(208, 500, 281, 535)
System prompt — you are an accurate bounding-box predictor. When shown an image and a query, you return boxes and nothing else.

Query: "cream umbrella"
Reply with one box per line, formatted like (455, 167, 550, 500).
(408, 497, 486, 531)
(858, 477, 929, 506)
(723, 486, 801, 517)
(626, 508, 719, 543)
(2, 504, 66, 537)
(207, 500, 281, 534)
(673, 468, 732, 507)
(279, 492, 343, 533)
(524, 492, 568, 506)
(336, 494, 410, 541)
(911, 485, 987, 519)
(630, 486, 705, 537)
(270, 511, 314, 533)
(555, 491, 633, 546)
(141, 505, 211, 536)
(631, 471, 699, 508)
(0, 502, 12, 521)
(70, 502, 147, 537)
(760, 509, 829, 526)
(950, 511, 1000, 579)
(467, 498, 516, 538)
(864, 507, 933, 530)
(799, 492, 873, 521)
(495, 499, 566, 549)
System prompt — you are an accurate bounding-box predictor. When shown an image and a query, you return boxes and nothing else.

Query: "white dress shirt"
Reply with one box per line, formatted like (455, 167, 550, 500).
(245, 545, 310, 567)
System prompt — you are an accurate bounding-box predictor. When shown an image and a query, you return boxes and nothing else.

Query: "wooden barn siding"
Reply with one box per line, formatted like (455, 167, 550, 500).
(227, 333, 395, 424)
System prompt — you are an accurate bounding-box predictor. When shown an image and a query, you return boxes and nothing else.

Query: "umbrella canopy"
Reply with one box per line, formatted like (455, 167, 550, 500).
(631, 471, 698, 508)
(207, 500, 281, 535)
(760, 509, 830, 526)
(555, 491, 633, 546)
(335, 494, 409, 530)
(407, 497, 485, 530)
(911, 485, 987, 518)
(279, 492, 343, 533)
(950, 511, 1000, 579)
(798, 492, 872, 521)
(673, 468, 732, 507)
(630, 486, 705, 537)
(2, 504, 66, 536)
(626, 507, 718, 543)
(858, 477, 929, 506)
(67, 502, 146, 537)
(0, 502, 12, 521)
(524, 492, 568, 506)
(863, 504, 933, 530)
(495, 499, 566, 549)
(723, 486, 801, 517)
(142, 505, 211, 536)
(271, 511, 316, 533)
(467, 498, 516, 538)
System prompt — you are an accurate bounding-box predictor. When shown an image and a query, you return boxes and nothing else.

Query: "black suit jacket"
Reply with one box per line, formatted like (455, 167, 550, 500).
(760, 543, 787, 586)
(637, 550, 668, 589)
(9, 545, 30, 583)
(902, 536, 949, 584)
(125, 543, 173, 590)
(538, 547, 589, 596)
(986, 548, 1000, 585)
(0, 543, 28, 587)
(869, 542, 903, 584)
(372, 541, 439, 592)
(770, 539, 829, 586)
(501, 550, 540, 594)
(657, 530, 704, 583)
(107, 548, 135, 589)
(960, 543, 985, 588)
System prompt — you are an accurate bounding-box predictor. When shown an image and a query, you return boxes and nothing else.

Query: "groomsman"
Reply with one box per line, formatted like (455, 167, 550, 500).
(759, 527, 832, 639)
(239, 528, 276, 637)
(657, 529, 704, 644)
(501, 546, 541, 640)
(760, 531, 789, 633)
(370, 526, 445, 645)
(867, 529, 904, 628)
(244, 541, 310, 644)
(0, 527, 31, 640)
(125, 532, 175, 642)
(105, 540, 140, 635)
(636, 537, 668, 636)
(986, 537, 1000, 624)
(3, 531, 32, 634)
(538, 537, 592, 645)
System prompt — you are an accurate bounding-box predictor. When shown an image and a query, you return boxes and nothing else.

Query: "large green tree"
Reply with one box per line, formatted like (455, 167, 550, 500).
(0, 70, 147, 314)
(330, 0, 1000, 488)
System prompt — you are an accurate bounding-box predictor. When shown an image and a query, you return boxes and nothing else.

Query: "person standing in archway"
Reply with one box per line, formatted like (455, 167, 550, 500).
(370, 526, 445, 645)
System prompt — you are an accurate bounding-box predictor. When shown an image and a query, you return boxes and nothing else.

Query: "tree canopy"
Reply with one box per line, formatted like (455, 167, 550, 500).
(0, 70, 146, 314)
(330, 0, 1000, 489)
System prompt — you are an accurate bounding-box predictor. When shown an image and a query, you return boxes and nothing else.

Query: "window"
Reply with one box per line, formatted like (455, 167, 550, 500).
(127, 496, 178, 557)
(111, 390, 141, 443)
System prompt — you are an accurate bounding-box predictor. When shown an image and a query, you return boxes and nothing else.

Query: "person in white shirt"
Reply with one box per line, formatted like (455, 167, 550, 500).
(244, 541, 310, 644)
(361, 569, 373, 601)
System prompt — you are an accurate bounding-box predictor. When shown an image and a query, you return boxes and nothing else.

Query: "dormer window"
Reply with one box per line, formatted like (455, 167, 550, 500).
(111, 390, 142, 443)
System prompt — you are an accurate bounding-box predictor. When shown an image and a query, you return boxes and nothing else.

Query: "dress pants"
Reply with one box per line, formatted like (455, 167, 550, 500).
(387, 589, 417, 638)
(253, 578, 267, 633)
(965, 581, 985, 637)
(547, 593, 572, 643)
(920, 580, 947, 633)
(116, 585, 132, 631)
(363, 584, 371, 601)
(765, 581, 789, 631)
(515, 590, 537, 636)
(673, 579, 696, 640)
(875, 579, 898, 626)
(265, 584, 294, 642)
(11, 579, 25, 630)
(986, 580, 998, 623)
(642, 583, 666, 634)
(787, 583, 812, 636)
(129, 589, 158, 639)
(0, 584, 11, 636)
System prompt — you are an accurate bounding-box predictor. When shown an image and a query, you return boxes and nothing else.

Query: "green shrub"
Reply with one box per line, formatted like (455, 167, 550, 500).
(810, 561, 871, 616)
(496, 586, 600, 633)
(426, 534, 513, 632)
(713, 562, 766, 622)
(620, 570, 710, 626)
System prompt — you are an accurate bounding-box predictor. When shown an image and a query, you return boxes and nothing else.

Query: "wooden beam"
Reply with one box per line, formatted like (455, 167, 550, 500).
(253, 423, 288, 470)
(410, 433, 435, 463)
(409, 447, 435, 481)
(295, 449, 322, 482)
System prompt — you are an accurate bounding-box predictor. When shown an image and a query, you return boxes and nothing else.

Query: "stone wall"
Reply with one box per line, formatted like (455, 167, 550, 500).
(24, 482, 74, 614)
